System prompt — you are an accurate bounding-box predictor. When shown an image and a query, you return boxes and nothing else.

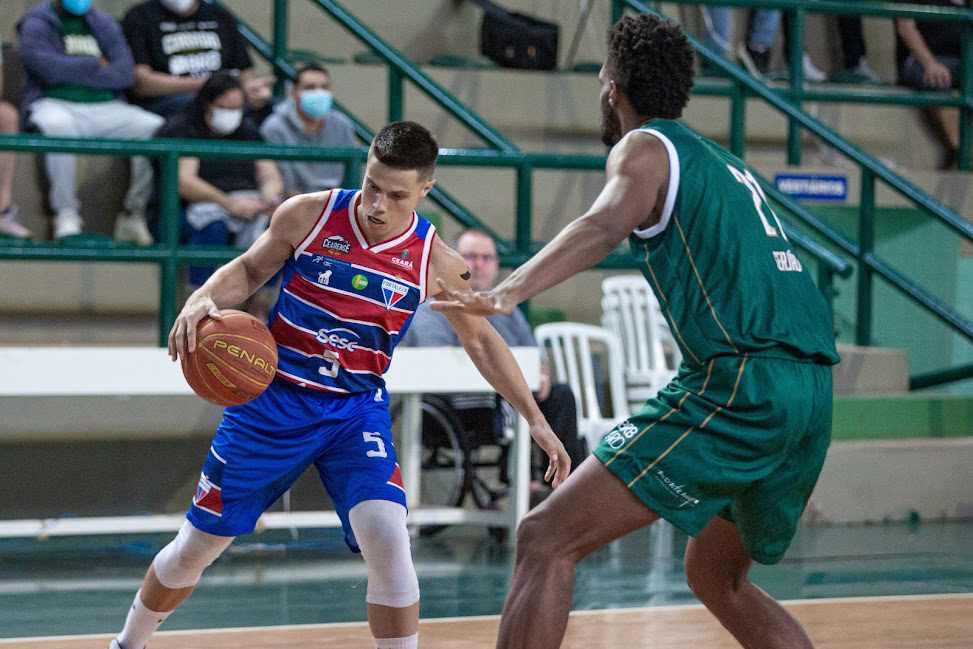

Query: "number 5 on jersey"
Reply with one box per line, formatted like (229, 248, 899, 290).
(363, 431, 388, 458)
(727, 164, 787, 241)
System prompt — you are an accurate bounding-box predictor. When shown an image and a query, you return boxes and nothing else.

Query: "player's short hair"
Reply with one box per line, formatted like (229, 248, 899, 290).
(295, 63, 330, 85)
(370, 121, 439, 179)
(605, 14, 694, 120)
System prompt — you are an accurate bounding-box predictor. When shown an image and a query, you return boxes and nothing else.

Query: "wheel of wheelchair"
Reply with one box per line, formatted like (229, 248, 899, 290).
(390, 395, 471, 536)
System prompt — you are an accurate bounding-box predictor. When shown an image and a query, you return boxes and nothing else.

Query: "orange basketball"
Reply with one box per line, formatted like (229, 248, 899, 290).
(181, 310, 278, 406)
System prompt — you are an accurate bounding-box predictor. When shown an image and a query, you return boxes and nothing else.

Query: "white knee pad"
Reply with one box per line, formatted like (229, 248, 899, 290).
(152, 521, 234, 589)
(349, 500, 420, 608)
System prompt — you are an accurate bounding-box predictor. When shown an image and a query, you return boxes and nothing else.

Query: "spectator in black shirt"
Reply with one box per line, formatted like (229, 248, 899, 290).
(123, 0, 273, 119)
(896, 0, 971, 169)
(158, 71, 282, 287)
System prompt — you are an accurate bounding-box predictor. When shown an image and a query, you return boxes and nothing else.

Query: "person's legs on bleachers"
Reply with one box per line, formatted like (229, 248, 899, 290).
(901, 55, 961, 169)
(0, 100, 30, 239)
(738, 10, 781, 77)
(28, 98, 83, 239)
(79, 100, 164, 245)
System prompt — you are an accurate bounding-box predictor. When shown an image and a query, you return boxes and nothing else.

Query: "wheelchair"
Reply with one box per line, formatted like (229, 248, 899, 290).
(391, 394, 511, 539)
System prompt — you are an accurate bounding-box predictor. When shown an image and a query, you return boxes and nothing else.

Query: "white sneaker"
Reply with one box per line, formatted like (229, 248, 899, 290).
(54, 209, 83, 240)
(107, 640, 122, 649)
(114, 210, 154, 246)
(0, 206, 32, 239)
(803, 52, 827, 82)
(851, 56, 882, 83)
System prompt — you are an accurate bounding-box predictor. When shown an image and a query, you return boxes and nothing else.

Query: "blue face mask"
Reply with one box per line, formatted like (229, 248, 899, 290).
(61, 0, 93, 16)
(299, 90, 333, 119)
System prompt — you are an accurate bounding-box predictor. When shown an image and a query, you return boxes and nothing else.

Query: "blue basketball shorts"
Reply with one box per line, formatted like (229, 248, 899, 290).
(186, 378, 406, 552)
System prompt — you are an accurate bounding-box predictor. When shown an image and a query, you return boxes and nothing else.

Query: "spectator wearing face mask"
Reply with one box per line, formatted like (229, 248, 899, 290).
(157, 71, 282, 288)
(17, 0, 165, 243)
(122, 0, 273, 119)
(258, 64, 357, 197)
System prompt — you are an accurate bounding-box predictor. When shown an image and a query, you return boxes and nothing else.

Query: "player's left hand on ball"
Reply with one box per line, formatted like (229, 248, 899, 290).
(529, 420, 571, 489)
(168, 295, 223, 361)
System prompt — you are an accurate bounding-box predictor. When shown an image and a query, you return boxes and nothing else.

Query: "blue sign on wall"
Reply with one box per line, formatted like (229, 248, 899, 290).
(774, 174, 848, 202)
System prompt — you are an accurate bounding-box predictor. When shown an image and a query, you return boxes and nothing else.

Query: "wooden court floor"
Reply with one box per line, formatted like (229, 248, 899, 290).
(3, 594, 970, 648)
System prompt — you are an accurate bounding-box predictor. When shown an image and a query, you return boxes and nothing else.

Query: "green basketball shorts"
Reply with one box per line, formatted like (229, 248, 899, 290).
(593, 354, 833, 564)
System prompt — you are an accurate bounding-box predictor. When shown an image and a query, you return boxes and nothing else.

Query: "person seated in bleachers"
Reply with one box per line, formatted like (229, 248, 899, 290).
(259, 64, 357, 198)
(895, 0, 970, 169)
(16, 0, 165, 243)
(122, 0, 274, 122)
(402, 229, 588, 505)
(0, 37, 30, 240)
(157, 71, 282, 292)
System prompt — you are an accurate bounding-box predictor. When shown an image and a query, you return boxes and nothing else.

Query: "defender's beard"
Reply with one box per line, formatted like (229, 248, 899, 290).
(600, 97, 622, 147)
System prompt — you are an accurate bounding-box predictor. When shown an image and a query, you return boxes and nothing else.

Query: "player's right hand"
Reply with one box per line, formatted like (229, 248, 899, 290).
(168, 295, 223, 361)
(529, 420, 571, 489)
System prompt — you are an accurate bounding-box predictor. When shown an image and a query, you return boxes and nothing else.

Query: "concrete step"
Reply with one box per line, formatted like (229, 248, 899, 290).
(833, 344, 908, 396)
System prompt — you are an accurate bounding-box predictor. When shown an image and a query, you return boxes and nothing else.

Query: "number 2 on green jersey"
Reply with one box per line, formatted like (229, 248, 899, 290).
(727, 164, 788, 241)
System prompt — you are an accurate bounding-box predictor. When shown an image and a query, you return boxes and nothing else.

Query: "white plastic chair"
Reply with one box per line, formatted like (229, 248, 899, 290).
(534, 322, 630, 452)
(600, 275, 681, 413)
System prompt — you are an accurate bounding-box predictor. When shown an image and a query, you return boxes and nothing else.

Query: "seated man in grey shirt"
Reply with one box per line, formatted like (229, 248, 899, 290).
(402, 229, 588, 501)
(259, 63, 356, 196)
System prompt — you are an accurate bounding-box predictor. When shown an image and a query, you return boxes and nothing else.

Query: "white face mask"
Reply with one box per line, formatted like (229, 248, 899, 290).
(160, 0, 196, 13)
(208, 107, 243, 135)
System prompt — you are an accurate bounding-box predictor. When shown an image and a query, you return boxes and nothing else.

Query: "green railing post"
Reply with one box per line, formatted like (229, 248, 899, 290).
(730, 79, 746, 159)
(158, 152, 181, 346)
(611, 0, 625, 24)
(515, 162, 533, 258)
(272, 0, 289, 98)
(856, 168, 876, 346)
(959, 21, 972, 170)
(787, 8, 805, 165)
(388, 66, 404, 123)
(816, 264, 836, 325)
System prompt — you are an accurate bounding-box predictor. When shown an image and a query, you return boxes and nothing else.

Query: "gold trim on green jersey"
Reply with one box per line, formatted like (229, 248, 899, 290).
(643, 253, 703, 365)
(625, 356, 748, 489)
(672, 214, 740, 354)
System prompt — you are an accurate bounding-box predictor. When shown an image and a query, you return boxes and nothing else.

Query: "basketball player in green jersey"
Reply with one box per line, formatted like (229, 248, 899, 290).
(434, 13, 840, 649)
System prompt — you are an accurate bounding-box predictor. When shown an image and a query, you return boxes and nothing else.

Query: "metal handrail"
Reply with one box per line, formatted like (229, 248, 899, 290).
(0, 133, 850, 339)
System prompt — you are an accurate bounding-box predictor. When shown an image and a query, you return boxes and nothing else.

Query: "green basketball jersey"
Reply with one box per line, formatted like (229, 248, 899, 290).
(628, 119, 839, 366)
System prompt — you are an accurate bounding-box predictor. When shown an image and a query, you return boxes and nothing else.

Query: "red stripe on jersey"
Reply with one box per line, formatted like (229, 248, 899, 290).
(271, 317, 390, 362)
(271, 319, 387, 376)
(287, 273, 413, 331)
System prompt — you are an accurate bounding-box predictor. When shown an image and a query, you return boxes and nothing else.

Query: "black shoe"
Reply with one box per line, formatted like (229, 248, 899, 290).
(939, 148, 958, 171)
(737, 43, 770, 77)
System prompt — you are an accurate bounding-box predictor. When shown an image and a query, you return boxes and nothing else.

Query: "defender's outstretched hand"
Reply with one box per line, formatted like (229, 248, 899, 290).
(430, 278, 516, 317)
(530, 419, 571, 489)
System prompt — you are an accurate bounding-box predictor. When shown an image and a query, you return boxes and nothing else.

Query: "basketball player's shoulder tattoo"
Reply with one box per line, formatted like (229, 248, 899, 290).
(460, 270, 471, 280)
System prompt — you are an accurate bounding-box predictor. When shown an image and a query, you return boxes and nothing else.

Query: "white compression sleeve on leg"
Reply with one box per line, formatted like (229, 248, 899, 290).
(151, 520, 234, 589)
(349, 500, 420, 608)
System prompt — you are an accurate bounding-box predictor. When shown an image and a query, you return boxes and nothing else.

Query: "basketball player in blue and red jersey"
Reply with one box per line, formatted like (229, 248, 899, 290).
(108, 121, 570, 649)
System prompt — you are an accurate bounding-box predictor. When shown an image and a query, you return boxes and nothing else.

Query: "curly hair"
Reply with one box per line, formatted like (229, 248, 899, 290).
(605, 14, 694, 120)
(371, 121, 439, 179)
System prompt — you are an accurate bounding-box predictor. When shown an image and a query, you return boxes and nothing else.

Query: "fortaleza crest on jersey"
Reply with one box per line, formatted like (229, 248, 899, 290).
(382, 278, 409, 310)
